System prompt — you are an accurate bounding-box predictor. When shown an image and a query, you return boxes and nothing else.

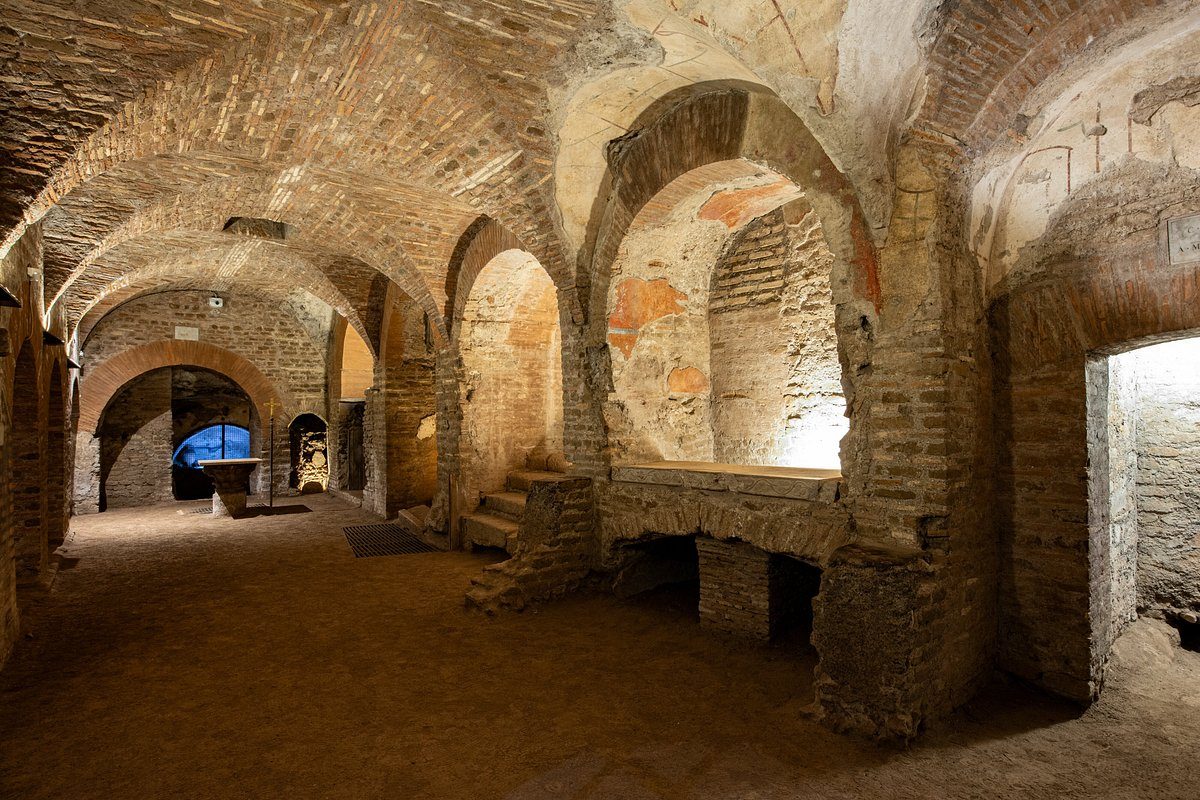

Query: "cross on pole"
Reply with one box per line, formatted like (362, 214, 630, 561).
(264, 398, 279, 508)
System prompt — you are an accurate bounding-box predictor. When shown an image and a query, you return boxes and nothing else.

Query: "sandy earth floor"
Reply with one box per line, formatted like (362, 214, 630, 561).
(1, 495, 1198, 799)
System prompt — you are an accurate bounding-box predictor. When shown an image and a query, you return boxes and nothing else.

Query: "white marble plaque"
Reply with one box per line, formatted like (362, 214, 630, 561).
(1167, 213, 1200, 265)
(174, 325, 200, 341)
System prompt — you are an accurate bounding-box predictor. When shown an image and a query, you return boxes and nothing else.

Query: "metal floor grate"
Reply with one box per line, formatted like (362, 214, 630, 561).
(343, 523, 439, 558)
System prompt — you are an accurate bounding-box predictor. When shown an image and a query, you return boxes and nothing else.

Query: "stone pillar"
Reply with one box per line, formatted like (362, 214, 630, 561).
(199, 459, 261, 518)
(696, 538, 773, 641)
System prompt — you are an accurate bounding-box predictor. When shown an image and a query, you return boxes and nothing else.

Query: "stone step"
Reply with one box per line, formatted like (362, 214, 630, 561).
(525, 450, 571, 473)
(462, 512, 519, 551)
(506, 470, 563, 492)
(482, 491, 526, 521)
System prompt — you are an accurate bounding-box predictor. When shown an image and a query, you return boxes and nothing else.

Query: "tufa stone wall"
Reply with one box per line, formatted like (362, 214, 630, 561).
(1134, 352, 1200, 615)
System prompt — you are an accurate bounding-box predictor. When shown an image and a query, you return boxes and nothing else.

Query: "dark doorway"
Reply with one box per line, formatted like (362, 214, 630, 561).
(768, 554, 822, 648)
(614, 536, 700, 620)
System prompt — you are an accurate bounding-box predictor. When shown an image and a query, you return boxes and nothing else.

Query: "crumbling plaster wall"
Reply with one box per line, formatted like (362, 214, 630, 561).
(605, 192, 729, 464)
(970, 15, 1200, 289)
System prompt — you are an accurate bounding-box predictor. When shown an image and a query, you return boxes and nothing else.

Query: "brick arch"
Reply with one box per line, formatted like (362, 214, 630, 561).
(578, 81, 879, 480)
(580, 81, 880, 320)
(916, 0, 1185, 151)
(79, 341, 289, 436)
(443, 216, 527, 338)
(46, 165, 433, 345)
(1, 4, 572, 315)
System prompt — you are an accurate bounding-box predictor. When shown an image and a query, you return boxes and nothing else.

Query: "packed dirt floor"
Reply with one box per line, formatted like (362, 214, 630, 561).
(1, 495, 1198, 799)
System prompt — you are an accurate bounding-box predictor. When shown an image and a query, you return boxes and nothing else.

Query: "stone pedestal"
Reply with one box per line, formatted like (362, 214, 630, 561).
(197, 458, 262, 518)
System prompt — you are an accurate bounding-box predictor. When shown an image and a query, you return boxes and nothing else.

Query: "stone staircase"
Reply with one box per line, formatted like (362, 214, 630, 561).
(461, 450, 570, 553)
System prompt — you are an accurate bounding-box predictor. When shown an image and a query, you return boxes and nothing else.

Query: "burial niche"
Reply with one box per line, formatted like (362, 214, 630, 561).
(289, 413, 328, 494)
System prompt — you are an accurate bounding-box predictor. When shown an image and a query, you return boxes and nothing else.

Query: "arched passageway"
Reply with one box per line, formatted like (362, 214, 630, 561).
(92, 366, 259, 510)
(10, 344, 45, 584)
(332, 324, 371, 494)
(456, 249, 564, 504)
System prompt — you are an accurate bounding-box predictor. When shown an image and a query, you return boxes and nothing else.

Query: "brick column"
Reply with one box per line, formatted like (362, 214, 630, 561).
(696, 538, 773, 641)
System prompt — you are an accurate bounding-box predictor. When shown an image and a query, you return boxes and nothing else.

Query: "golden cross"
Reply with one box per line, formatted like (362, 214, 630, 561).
(264, 398, 280, 420)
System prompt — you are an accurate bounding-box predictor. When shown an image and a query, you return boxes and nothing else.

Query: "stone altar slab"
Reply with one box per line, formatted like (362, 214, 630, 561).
(197, 458, 262, 518)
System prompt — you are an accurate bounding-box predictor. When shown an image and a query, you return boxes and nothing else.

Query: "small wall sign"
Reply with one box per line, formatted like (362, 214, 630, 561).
(1167, 213, 1200, 265)
(174, 325, 200, 341)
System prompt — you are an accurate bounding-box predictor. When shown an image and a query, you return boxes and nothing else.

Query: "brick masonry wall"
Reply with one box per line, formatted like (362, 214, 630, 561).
(466, 475, 596, 612)
(1086, 355, 1140, 652)
(83, 290, 330, 415)
(365, 299, 437, 518)
(1118, 342, 1200, 615)
(0, 222, 72, 671)
(992, 160, 1200, 699)
(99, 369, 174, 510)
(696, 538, 773, 641)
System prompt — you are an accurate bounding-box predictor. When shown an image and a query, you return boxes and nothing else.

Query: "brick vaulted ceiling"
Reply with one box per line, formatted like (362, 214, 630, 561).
(915, 0, 1189, 152)
(2, 0, 1193, 341)
(1, 0, 600, 340)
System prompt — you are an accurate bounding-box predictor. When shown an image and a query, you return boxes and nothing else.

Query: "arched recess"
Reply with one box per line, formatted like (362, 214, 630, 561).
(10, 342, 46, 584)
(76, 342, 288, 512)
(289, 413, 328, 493)
(450, 241, 565, 507)
(93, 366, 258, 509)
(45, 360, 68, 550)
(578, 82, 879, 478)
(363, 286, 438, 518)
(0, 1, 546, 272)
(327, 318, 372, 494)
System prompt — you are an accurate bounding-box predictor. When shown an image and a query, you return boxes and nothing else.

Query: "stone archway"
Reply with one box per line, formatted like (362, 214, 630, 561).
(76, 341, 288, 513)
